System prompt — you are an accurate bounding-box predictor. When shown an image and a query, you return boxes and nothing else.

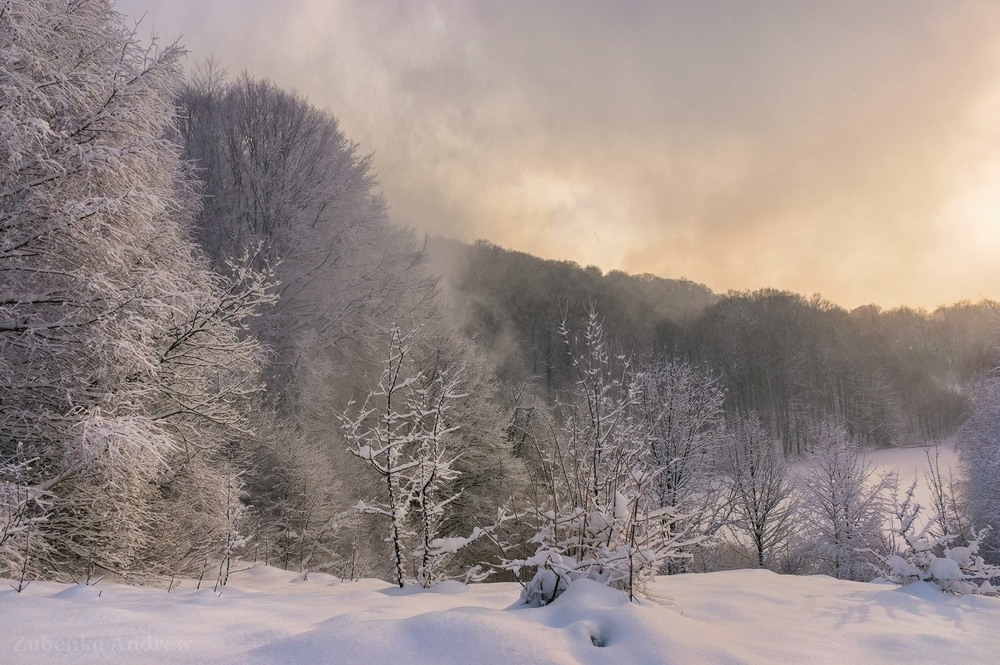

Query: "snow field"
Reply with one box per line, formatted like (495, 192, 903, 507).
(790, 441, 959, 509)
(2, 564, 998, 665)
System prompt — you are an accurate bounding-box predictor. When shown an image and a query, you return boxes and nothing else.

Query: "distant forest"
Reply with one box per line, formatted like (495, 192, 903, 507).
(432, 238, 998, 452)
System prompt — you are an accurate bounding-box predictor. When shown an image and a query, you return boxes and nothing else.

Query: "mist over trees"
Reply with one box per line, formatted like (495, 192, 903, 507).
(3, 0, 1000, 602)
(432, 239, 997, 451)
(172, 68, 523, 583)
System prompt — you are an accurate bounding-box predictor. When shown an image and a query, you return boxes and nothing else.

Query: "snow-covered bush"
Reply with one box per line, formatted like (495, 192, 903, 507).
(511, 492, 702, 605)
(505, 312, 703, 604)
(879, 483, 999, 595)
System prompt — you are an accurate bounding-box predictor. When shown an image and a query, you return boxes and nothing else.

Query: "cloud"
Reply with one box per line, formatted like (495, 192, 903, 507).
(118, 0, 1000, 308)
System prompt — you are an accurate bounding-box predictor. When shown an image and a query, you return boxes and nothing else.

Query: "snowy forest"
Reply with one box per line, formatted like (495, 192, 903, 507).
(5, 0, 1000, 620)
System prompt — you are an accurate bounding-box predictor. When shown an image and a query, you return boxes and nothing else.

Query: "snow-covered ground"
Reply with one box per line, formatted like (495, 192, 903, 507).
(790, 440, 960, 509)
(865, 441, 958, 486)
(0, 443, 981, 665)
(2, 564, 998, 665)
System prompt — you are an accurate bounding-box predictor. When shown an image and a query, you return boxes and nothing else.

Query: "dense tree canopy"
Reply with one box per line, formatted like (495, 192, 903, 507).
(0, 0, 272, 579)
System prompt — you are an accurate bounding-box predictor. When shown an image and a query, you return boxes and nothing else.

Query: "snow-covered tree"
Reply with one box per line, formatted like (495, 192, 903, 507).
(507, 312, 703, 603)
(427, 335, 531, 580)
(212, 467, 252, 591)
(176, 71, 433, 401)
(340, 326, 418, 587)
(241, 421, 350, 574)
(176, 68, 441, 580)
(408, 361, 467, 586)
(0, 0, 272, 579)
(723, 418, 795, 569)
(924, 446, 969, 543)
(634, 356, 729, 572)
(340, 324, 479, 587)
(0, 458, 51, 579)
(959, 374, 1000, 561)
(797, 420, 895, 580)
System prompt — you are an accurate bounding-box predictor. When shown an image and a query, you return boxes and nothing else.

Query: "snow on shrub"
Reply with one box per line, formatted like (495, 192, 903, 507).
(501, 312, 703, 604)
(878, 483, 1000, 595)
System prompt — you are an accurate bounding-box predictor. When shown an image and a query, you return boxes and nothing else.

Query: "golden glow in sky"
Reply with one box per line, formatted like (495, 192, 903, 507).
(118, 0, 1000, 308)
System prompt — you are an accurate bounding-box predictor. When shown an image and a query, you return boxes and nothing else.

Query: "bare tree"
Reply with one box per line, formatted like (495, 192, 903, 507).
(723, 418, 795, 569)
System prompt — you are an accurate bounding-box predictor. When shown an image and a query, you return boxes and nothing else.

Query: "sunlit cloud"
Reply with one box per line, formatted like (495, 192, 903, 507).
(118, 0, 1000, 308)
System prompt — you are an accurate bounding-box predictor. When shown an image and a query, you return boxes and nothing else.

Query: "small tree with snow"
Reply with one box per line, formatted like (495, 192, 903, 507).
(958, 375, 1000, 561)
(797, 420, 895, 580)
(214, 468, 252, 591)
(879, 483, 1000, 595)
(407, 361, 468, 586)
(340, 326, 418, 587)
(923, 446, 969, 543)
(506, 311, 703, 604)
(340, 324, 472, 587)
(0, 457, 52, 581)
(723, 418, 795, 569)
(634, 356, 729, 572)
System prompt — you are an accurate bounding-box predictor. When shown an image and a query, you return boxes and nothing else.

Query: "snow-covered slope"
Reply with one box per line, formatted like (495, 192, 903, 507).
(1, 565, 997, 664)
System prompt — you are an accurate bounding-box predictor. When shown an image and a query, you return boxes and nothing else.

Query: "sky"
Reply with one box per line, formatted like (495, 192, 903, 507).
(117, 0, 1000, 309)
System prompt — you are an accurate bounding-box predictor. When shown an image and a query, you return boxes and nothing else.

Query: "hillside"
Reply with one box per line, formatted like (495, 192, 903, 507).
(429, 238, 998, 449)
(429, 237, 718, 386)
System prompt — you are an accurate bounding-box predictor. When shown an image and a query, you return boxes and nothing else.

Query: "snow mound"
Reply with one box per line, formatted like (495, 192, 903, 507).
(246, 578, 705, 665)
(376, 580, 468, 597)
(52, 585, 104, 601)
